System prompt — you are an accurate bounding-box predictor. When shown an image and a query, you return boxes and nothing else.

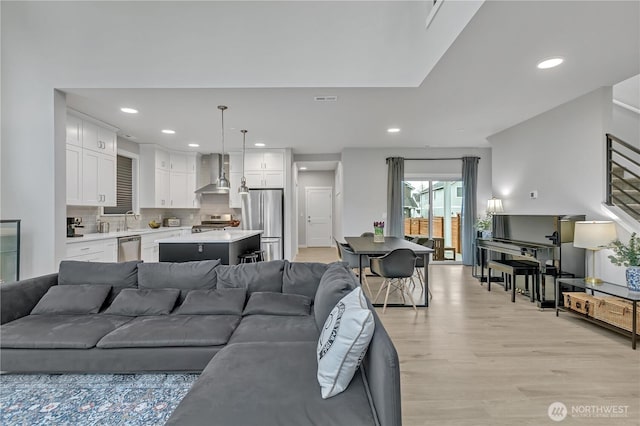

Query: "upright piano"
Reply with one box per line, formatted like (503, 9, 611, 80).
(476, 214, 585, 308)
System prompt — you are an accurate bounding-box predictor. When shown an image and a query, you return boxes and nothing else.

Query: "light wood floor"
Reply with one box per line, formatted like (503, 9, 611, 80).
(294, 248, 640, 426)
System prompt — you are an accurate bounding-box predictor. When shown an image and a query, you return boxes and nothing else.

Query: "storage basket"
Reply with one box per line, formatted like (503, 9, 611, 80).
(593, 297, 640, 332)
(563, 292, 599, 316)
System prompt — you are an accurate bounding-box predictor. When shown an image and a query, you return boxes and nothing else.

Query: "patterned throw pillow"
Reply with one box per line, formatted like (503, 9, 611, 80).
(316, 287, 375, 399)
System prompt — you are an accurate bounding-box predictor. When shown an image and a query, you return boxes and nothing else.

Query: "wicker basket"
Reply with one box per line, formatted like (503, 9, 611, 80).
(593, 297, 640, 332)
(563, 292, 599, 316)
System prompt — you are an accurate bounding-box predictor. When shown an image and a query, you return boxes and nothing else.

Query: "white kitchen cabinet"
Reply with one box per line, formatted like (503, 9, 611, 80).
(187, 172, 200, 208)
(141, 230, 183, 262)
(154, 168, 170, 207)
(97, 127, 117, 156)
(170, 171, 188, 207)
(243, 150, 284, 188)
(155, 149, 170, 170)
(66, 115, 82, 147)
(140, 145, 199, 208)
(170, 152, 187, 173)
(66, 112, 118, 206)
(82, 150, 116, 206)
(66, 238, 118, 262)
(229, 171, 243, 208)
(66, 144, 82, 204)
(245, 150, 284, 171)
(228, 152, 243, 174)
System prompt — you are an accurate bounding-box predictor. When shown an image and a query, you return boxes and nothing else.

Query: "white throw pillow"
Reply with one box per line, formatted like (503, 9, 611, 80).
(317, 286, 375, 399)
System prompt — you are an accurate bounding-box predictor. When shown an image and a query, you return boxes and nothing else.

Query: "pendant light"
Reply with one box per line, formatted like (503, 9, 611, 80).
(216, 105, 230, 190)
(238, 129, 250, 195)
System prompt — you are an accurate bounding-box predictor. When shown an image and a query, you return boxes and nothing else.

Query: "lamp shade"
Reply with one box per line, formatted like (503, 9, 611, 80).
(573, 221, 617, 249)
(487, 198, 504, 214)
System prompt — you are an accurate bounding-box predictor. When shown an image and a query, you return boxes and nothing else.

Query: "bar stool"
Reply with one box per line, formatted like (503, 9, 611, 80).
(239, 252, 259, 264)
(253, 250, 265, 262)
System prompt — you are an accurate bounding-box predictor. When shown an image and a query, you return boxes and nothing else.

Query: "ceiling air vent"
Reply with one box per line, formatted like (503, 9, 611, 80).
(314, 95, 338, 102)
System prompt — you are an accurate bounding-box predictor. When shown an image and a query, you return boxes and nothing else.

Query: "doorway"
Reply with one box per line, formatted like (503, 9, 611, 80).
(305, 187, 333, 247)
(404, 179, 463, 262)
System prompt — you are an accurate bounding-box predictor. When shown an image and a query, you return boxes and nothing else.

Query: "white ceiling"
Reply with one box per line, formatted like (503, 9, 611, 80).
(63, 1, 639, 156)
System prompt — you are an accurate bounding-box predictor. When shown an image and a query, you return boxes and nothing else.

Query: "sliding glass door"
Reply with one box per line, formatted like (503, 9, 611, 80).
(404, 179, 462, 262)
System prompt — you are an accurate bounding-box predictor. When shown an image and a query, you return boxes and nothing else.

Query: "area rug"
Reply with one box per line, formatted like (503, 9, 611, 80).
(0, 373, 199, 425)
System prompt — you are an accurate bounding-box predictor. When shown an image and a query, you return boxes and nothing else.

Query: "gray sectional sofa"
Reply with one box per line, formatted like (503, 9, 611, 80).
(0, 259, 401, 426)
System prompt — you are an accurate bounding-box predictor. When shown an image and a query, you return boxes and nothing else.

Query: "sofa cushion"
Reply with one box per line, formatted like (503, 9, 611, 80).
(165, 342, 375, 426)
(317, 287, 375, 399)
(174, 288, 247, 315)
(228, 315, 319, 344)
(138, 260, 220, 301)
(0, 314, 131, 349)
(216, 260, 285, 294)
(103, 288, 180, 316)
(96, 315, 240, 348)
(58, 260, 139, 288)
(314, 263, 358, 330)
(30, 284, 111, 315)
(282, 261, 331, 301)
(242, 292, 311, 316)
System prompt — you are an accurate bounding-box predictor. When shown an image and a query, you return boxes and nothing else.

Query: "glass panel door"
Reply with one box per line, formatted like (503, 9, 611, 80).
(404, 180, 462, 262)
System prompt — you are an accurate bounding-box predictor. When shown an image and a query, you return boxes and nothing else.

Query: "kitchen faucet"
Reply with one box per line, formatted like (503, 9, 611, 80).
(124, 210, 140, 231)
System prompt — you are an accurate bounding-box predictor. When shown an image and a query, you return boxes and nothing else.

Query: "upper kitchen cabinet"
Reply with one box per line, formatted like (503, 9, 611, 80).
(244, 150, 284, 188)
(65, 111, 118, 206)
(140, 145, 200, 208)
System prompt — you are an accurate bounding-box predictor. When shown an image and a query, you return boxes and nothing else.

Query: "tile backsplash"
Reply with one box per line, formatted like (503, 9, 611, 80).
(67, 194, 240, 234)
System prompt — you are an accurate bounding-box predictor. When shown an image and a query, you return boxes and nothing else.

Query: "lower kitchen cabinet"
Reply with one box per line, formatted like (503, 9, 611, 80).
(65, 238, 117, 262)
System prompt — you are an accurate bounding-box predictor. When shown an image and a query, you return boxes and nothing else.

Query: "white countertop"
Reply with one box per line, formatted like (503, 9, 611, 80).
(66, 226, 192, 244)
(157, 230, 263, 243)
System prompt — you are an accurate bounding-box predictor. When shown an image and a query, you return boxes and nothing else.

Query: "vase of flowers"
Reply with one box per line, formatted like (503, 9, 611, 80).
(373, 221, 385, 243)
(608, 232, 640, 292)
(475, 214, 493, 239)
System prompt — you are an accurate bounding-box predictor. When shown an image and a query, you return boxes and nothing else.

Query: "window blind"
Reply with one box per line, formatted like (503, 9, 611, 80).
(103, 155, 133, 214)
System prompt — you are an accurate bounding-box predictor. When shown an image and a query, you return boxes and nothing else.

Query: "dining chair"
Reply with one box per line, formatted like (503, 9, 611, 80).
(370, 248, 418, 313)
(335, 239, 372, 296)
(360, 232, 374, 237)
(410, 237, 433, 300)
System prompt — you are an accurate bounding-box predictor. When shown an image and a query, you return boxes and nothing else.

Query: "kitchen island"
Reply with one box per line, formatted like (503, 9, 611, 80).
(157, 230, 262, 264)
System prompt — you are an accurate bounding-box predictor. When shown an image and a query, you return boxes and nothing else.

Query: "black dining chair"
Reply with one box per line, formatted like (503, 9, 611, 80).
(335, 239, 372, 296)
(410, 237, 433, 299)
(361, 232, 374, 237)
(370, 248, 418, 313)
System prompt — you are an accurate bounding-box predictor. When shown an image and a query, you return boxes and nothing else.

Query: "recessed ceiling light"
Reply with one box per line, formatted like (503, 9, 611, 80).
(387, 128, 401, 133)
(120, 107, 138, 114)
(299, 166, 308, 170)
(162, 129, 176, 134)
(188, 143, 200, 148)
(537, 57, 564, 69)
(254, 142, 266, 147)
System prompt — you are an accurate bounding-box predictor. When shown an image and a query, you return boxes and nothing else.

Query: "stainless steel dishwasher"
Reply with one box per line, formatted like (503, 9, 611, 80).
(118, 235, 141, 262)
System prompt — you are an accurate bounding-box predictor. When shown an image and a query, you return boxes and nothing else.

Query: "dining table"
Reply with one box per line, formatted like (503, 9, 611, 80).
(344, 236, 435, 307)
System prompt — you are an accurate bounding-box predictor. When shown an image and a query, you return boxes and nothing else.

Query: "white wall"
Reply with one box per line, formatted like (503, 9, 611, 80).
(488, 87, 631, 284)
(297, 171, 335, 247)
(341, 147, 492, 237)
(489, 87, 611, 217)
(612, 104, 640, 148)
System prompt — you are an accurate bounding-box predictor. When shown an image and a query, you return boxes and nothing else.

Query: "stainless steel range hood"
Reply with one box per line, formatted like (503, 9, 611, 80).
(195, 154, 230, 194)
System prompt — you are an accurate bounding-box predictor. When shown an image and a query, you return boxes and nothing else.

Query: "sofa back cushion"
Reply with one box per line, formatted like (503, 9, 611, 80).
(282, 261, 331, 301)
(138, 260, 220, 301)
(243, 292, 311, 316)
(216, 260, 285, 294)
(104, 288, 180, 316)
(58, 260, 140, 302)
(174, 288, 247, 315)
(313, 263, 358, 330)
(31, 284, 111, 315)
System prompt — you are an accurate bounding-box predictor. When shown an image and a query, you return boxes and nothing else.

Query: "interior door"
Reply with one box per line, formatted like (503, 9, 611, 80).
(305, 187, 332, 247)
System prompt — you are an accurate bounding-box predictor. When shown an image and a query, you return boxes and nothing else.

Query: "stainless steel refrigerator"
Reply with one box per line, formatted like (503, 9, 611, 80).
(241, 189, 284, 261)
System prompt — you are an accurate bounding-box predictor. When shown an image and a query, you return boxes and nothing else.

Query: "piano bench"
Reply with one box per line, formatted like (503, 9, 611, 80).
(487, 260, 540, 303)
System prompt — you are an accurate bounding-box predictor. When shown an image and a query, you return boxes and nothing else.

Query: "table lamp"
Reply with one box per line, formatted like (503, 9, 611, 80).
(487, 197, 504, 214)
(573, 221, 617, 284)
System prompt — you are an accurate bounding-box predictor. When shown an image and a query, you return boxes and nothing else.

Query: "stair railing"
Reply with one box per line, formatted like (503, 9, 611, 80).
(606, 133, 640, 220)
